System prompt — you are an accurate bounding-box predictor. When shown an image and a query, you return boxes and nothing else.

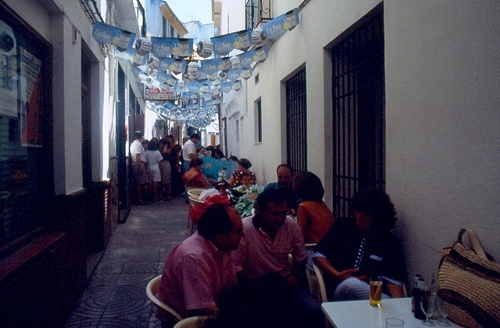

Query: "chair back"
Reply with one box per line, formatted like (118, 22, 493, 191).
(146, 275, 183, 322)
(312, 263, 328, 303)
(186, 188, 206, 196)
(173, 316, 209, 328)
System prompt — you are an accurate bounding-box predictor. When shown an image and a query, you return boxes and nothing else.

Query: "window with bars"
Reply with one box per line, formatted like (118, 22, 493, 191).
(331, 7, 385, 219)
(286, 68, 307, 173)
(255, 99, 262, 143)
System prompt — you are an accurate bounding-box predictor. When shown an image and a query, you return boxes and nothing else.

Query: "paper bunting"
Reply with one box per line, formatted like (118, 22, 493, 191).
(91, 8, 300, 128)
(92, 22, 136, 52)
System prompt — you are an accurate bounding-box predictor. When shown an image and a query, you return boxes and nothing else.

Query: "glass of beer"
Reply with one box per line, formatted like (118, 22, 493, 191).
(370, 274, 383, 307)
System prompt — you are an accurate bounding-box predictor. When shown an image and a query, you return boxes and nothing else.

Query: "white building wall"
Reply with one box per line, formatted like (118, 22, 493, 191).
(242, 0, 500, 284)
(218, 0, 246, 35)
(384, 0, 500, 281)
(242, 0, 380, 185)
(217, 0, 246, 158)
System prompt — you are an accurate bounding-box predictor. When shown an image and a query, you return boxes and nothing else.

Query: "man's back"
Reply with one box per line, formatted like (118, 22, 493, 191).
(159, 232, 236, 318)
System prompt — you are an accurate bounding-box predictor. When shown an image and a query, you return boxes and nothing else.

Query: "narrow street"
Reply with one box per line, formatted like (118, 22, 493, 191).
(65, 196, 191, 328)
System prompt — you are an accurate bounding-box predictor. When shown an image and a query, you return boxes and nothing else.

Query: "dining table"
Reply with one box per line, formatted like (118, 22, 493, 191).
(321, 297, 463, 328)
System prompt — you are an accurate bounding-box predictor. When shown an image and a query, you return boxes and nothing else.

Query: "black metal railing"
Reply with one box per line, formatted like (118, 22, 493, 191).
(286, 68, 307, 174)
(331, 7, 385, 219)
(245, 0, 272, 29)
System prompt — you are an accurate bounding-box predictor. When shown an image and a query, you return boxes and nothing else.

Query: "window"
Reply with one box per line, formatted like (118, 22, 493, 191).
(162, 17, 167, 37)
(236, 119, 240, 143)
(0, 6, 53, 251)
(255, 99, 262, 143)
(286, 68, 307, 173)
(331, 6, 385, 219)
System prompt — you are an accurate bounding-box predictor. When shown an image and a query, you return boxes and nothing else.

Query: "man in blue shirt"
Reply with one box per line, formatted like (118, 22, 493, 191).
(264, 164, 301, 213)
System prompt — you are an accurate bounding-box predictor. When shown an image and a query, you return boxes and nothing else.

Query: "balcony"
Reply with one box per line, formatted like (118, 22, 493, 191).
(245, 0, 272, 29)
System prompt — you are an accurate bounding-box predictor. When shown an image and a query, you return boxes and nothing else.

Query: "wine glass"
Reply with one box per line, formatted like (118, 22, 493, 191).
(420, 294, 436, 326)
(436, 296, 451, 326)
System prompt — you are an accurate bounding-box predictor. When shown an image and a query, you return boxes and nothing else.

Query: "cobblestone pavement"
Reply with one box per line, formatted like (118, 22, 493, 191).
(65, 196, 192, 328)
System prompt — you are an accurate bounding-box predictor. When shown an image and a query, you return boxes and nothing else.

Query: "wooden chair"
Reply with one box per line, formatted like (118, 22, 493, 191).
(146, 275, 183, 323)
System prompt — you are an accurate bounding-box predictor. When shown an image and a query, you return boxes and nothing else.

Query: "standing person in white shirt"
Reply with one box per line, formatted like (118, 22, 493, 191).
(182, 133, 200, 172)
(145, 140, 163, 203)
(130, 131, 146, 204)
(181, 134, 200, 202)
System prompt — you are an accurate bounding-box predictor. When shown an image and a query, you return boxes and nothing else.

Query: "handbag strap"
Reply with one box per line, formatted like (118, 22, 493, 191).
(457, 228, 487, 260)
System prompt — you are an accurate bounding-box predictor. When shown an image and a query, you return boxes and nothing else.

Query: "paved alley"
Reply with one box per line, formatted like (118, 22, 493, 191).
(65, 196, 191, 328)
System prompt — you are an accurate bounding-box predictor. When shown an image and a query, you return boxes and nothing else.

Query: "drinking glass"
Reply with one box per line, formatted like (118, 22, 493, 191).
(385, 317, 404, 327)
(369, 274, 383, 307)
(436, 296, 451, 326)
(420, 294, 436, 326)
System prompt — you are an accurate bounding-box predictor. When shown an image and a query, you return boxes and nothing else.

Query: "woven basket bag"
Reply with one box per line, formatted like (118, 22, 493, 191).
(437, 228, 500, 328)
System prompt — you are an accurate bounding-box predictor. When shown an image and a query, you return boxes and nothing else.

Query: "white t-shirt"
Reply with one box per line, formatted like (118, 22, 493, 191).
(145, 150, 163, 172)
(182, 139, 196, 161)
(145, 150, 163, 181)
(130, 139, 145, 162)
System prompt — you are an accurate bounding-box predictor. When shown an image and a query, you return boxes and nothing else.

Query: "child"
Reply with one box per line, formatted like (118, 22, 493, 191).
(240, 171, 252, 191)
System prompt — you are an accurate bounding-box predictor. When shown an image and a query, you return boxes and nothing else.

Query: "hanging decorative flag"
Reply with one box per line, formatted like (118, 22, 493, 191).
(92, 22, 135, 51)
(227, 68, 242, 82)
(234, 29, 252, 51)
(253, 45, 269, 63)
(174, 38, 194, 58)
(187, 61, 199, 80)
(221, 81, 233, 93)
(237, 50, 255, 69)
(219, 57, 231, 72)
(232, 80, 242, 91)
(160, 57, 185, 74)
(131, 53, 147, 66)
(113, 43, 136, 61)
(90, 7, 301, 129)
(151, 37, 178, 58)
(230, 56, 241, 70)
(187, 81, 202, 94)
(201, 58, 220, 80)
(284, 8, 300, 31)
(241, 67, 253, 80)
(211, 33, 236, 56)
(175, 79, 185, 93)
(262, 8, 300, 40)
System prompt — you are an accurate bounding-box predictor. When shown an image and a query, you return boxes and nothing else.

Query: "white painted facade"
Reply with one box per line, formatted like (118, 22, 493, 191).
(238, 0, 500, 284)
(216, 0, 247, 158)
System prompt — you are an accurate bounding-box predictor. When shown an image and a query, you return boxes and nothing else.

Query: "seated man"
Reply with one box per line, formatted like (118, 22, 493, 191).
(313, 189, 405, 301)
(264, 164, 301, 213)
(203, 272, 312, 328)
(159, 204, 243, 327)
(232, 188, 324, 327)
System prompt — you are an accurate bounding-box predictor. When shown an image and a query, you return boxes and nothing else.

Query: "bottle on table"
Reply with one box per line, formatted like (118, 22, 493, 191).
(411, 274, 422, 314)
(429, 273, 440, 320)
(217, 167, 228, 195)
(413, 276, 426, 320)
